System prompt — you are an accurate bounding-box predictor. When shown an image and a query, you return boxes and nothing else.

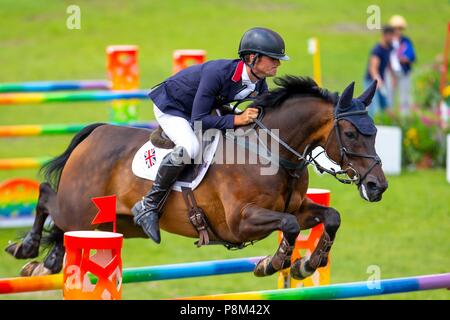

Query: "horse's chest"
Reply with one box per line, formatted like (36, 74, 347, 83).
(284, 191, 304, 213)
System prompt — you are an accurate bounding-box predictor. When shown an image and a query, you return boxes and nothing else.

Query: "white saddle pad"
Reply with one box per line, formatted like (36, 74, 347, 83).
(131, 130, 221, 192)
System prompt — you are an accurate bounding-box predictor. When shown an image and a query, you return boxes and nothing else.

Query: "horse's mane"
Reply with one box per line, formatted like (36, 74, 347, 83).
(255, 75, 338, 109)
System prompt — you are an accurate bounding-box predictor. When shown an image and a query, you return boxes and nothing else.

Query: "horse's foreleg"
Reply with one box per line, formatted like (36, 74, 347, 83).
(237, 204, 300, 277)
(290, 198, 341, 280)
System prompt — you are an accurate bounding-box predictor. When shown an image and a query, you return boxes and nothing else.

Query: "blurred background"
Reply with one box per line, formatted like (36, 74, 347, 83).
(0, 0, 448, 300)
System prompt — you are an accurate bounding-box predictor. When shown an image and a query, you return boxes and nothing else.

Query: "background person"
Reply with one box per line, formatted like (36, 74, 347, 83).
(386, 15, 417, 115)
(364, 25, 395, 116)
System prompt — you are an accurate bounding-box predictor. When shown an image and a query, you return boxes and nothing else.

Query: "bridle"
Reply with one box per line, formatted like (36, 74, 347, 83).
(315, 109, 382, 185)
(230, 100, 382, 187)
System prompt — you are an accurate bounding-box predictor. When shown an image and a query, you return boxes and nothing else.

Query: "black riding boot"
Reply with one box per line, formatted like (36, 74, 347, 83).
(132, 146, 187, 243)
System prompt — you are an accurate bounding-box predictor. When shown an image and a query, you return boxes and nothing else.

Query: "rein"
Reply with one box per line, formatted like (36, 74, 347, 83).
(238, 107, 382, 187)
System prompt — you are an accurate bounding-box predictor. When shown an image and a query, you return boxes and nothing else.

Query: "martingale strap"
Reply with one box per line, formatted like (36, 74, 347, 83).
(181, 186, 256, 250)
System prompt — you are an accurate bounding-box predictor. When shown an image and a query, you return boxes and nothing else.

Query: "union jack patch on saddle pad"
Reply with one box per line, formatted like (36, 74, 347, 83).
(144, 148, 156, 168)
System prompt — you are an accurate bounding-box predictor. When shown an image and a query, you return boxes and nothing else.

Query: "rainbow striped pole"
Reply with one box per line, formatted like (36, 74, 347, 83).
(0, 90, 149, 105)
(181, 273, 450, 300)
(0, 256, 263, 294)
(0, 80, 111, 93)
(0, 122, 158, 137)
(0, 274, 63, 294)
(121, 256, 262, 284)
(0, 157, 52, 170)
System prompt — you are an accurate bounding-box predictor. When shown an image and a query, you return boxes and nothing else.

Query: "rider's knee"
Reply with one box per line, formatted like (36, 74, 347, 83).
(184, 139, 200, 160)
(171, 140, 200, 165)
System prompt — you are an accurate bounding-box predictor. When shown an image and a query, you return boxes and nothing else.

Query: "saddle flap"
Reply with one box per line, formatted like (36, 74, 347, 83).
(132, 129, 222, 192)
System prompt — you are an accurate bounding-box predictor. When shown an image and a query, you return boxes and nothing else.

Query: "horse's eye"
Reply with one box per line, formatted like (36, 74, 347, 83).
(344, 131, 357, 139)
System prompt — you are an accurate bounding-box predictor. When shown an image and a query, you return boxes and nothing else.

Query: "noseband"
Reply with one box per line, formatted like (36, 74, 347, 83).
(321, 109, 382, 185)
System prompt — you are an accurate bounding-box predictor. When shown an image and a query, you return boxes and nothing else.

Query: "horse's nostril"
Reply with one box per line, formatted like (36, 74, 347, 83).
(367, 181, 378, 191)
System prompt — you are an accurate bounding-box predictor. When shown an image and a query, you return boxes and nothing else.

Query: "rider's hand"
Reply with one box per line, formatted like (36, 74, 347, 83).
(234, 107, 259, 126)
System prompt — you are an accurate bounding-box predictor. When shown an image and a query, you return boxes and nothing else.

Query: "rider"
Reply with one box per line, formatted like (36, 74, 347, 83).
(132, 27, 289, 243)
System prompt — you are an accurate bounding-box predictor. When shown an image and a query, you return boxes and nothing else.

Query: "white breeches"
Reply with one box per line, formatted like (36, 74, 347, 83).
(153, 104, 200, 159)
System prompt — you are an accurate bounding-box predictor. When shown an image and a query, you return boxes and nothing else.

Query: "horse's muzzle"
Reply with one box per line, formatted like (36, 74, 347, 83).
(358, 175, 388, 202)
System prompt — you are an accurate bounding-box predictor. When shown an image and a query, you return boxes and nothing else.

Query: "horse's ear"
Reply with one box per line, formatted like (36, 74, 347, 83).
(337, 81, 355, 110)
(357, 80, 377, 107)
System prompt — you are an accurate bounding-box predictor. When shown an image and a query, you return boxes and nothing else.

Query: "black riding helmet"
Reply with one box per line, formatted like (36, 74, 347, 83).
(238, 27, 289, 61)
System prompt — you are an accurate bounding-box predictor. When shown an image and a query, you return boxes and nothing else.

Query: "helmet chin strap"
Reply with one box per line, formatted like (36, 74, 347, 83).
(242, 53, 264, 81)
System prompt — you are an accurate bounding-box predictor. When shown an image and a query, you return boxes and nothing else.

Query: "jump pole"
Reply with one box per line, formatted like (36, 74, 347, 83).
(0, 157, 52, 170)
(0, 90, 148, 105)
(0, 80, 111, 93)
(0, 121, 158, 137)
(0, 256, 264, 295)
(180, 272, 450, 300)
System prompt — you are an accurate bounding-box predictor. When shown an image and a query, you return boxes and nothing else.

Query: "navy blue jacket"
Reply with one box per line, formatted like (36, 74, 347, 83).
(365, 43, 392, 81)
(149, 59, 268, 130)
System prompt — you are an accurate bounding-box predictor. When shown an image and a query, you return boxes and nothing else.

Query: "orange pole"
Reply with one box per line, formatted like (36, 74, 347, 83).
(440, 23, 450, 94)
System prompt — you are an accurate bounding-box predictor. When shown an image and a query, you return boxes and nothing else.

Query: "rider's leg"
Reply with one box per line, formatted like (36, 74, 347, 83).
(132, 104, 200, 243)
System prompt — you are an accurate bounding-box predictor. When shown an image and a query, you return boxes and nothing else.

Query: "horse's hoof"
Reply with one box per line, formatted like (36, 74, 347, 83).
(5, 241, 38, 260)
(20, 261, 40, 276)
(20, 261, 52, 277)
(4, 233, 40, 259)
(254, 255, 292, 277)
(254, 256, 280, 277)
(290, 257, 315, 280)
(5, 242, 20, 257)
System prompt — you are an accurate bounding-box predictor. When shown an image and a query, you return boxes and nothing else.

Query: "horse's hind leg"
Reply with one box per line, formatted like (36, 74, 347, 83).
(21, 225, 65, 276)
(42, 225, 65, 274)
(5, 183, 54, 259)
(290, 198, 341, 280)
(236, 204, 300, 277)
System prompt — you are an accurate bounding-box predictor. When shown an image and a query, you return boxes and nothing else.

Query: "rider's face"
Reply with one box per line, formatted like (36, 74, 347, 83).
(253, 55, 281, 77)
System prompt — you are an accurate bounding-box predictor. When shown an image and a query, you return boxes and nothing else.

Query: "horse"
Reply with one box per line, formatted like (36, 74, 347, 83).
(5, 76, 388, 280)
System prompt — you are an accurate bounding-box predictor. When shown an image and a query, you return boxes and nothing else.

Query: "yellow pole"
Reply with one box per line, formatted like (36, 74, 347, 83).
(308, 37, 322, 86)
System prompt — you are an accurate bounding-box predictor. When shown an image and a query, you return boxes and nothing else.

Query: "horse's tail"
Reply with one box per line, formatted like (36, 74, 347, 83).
(40, 123, 107, 191)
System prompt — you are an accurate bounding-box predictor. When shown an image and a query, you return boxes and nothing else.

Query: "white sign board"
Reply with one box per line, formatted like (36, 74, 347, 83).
(447, 134, 450, 183)
(375, 125, 402, 175)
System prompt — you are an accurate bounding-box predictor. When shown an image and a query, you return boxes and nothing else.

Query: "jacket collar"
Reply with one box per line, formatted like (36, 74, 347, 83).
(231, 60, 245, 82)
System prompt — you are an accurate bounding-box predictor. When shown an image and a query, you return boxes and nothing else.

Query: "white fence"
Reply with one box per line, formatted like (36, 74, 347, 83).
(447, 134, 450, 183)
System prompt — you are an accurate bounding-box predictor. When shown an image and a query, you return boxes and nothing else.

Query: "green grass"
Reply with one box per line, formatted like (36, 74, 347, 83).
(0, 0, 449, 300)
(1, 169, 449, 300)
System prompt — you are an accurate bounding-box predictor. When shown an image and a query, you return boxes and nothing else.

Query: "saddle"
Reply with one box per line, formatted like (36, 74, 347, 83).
(147, 107, 231, 247)
(147, 103, 261, 249)
(149, 127, 175, 149)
